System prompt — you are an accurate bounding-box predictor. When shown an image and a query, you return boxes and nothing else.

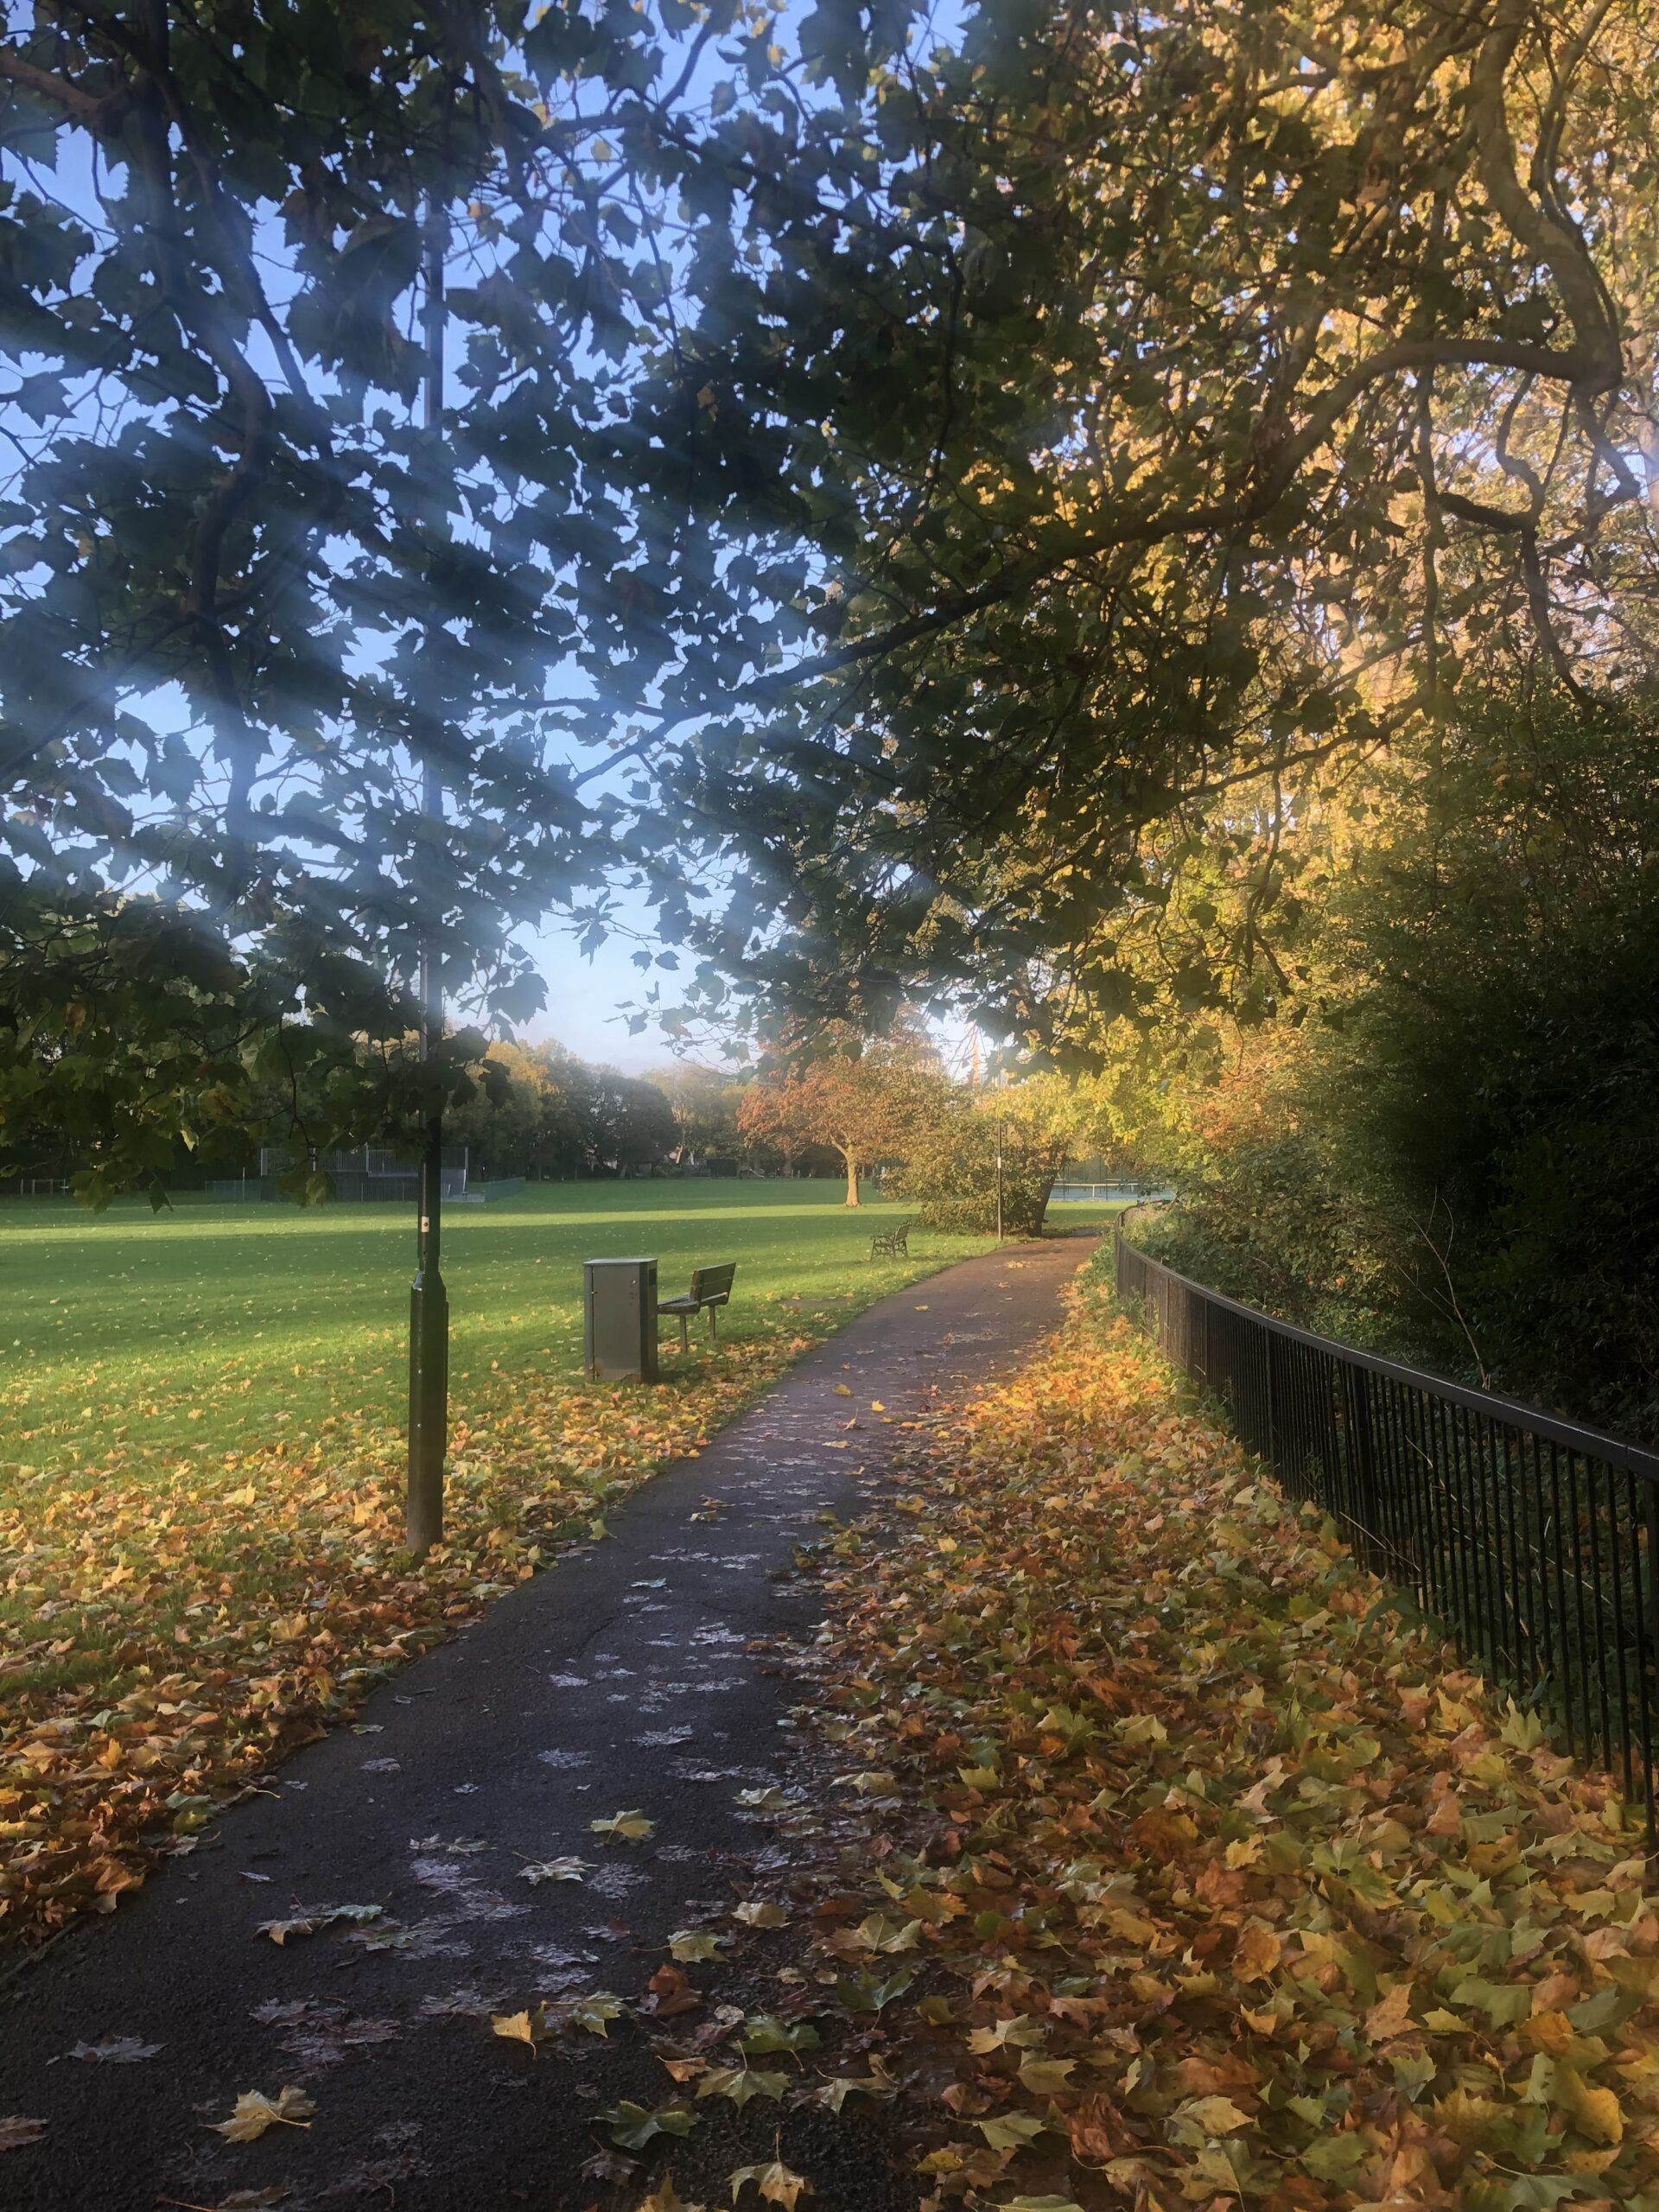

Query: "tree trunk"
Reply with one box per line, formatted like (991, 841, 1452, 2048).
(842, 1151, 860, 1206)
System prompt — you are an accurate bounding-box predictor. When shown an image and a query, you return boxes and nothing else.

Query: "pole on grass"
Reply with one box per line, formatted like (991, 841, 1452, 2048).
(407, 194, 450, 1560)
(994, 1062, 1006, 1243)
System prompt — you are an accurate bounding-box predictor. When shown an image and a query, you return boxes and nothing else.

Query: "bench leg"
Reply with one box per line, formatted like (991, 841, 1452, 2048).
(709, 1306, 718, 1343)
(679, 1314, 689, 1355)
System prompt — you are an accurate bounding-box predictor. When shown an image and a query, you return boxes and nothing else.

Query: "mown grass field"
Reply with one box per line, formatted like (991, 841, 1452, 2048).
(0, 1181, 1111, 1940)
(0, 1179, 1092, 1478)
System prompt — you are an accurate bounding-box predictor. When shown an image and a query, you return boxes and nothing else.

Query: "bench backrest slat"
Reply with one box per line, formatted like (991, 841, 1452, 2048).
(690, 1262, 736, 1300)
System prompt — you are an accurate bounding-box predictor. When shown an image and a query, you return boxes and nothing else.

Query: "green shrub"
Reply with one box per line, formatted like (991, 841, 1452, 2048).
(887, 1108, 1058, 1237)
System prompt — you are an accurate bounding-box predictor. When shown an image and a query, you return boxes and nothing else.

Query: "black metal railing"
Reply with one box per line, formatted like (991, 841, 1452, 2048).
(1115, 1226, 1659, 1844)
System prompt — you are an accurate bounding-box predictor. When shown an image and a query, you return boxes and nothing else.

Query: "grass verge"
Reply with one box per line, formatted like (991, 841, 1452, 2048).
(3, 1187, 1091, 1947)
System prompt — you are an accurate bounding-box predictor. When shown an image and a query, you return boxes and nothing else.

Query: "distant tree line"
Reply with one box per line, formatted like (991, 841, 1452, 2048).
(443, 1045, 674, 1182)
(4, 1041, 734, 1192)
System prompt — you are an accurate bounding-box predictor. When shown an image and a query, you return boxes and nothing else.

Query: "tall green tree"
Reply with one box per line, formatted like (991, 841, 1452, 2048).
(645, 0, 1659, 1042)
(0, 0, 926, 1199)
(647, 1060, 747, 1164)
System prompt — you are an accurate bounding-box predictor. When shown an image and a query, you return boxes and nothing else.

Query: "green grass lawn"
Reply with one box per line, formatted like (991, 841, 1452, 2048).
(0, 1180, 1117, 1942)
(0, 1181, 1115, 1478)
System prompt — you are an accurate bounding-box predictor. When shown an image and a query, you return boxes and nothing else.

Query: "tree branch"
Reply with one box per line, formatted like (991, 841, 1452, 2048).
(0, 43, 130, 133)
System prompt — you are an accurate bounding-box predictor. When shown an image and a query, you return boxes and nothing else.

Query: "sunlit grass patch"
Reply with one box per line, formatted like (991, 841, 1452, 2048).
(0, 1181, 1026, 1944)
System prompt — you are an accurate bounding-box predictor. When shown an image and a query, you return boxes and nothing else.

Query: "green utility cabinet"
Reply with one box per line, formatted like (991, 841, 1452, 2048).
(583, 1256, 658, 1382)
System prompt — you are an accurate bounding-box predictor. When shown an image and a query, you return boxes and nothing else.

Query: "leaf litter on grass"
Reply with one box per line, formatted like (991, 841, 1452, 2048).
(0, 1333, 823, 1944)
(620, 1284, 1659, 2212)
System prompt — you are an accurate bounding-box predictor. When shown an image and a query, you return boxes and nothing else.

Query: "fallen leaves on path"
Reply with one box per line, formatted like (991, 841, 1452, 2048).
(779, 1288, 1659, 2212)
(730, 2159, 813, 2209)
(637, 2177, 704, 2212)
(518, 1855, 588, 1885)
(491, 2006, 550, 2055)
(491, 1989, 628, 2051)
(0, 1336, 816, 1944)
(0, 2116, 46, 2150)
(255, 1902, 382, 1944)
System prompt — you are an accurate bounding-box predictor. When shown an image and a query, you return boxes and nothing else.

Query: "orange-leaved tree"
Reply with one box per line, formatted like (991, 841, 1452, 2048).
(736, 1031, 943, 1206)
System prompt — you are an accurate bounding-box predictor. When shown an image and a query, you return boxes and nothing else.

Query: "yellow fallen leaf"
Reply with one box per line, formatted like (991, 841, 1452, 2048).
(636, 2178, 705, 2212)
(1018, 2056, 1077, 2094)
(1168, 2094, 1251, 2143)
(211, 2085, 315, 2141)
(1232, 1921, 1281, 1979)
(491, 2007, 547, 2055)
(1364, 1981, 1415, 2041)
(591, 1808, 654, 1843)
(730, 2160, 811, 2209)
(1562, 2068, 1624, 2145)
(669, 1929, 726, 1961)
(658, 2058, 706, 2084)
(967, 2015, 1045, 2052)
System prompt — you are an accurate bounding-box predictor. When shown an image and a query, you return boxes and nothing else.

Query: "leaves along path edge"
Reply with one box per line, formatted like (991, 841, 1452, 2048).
(769, 1280, 1659, 2212)
(0, 1235, 1095, 2212)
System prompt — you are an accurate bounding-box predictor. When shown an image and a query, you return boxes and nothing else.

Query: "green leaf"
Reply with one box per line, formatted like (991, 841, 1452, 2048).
(597, 2099, 696, 2148)
(669, 1929, 727, 1962)
(834, 1967, 914, 2013)
(1300, 2136, 1369, 2183)
(698, 2066, 788, 2107)
(739, 2015, 820, 2055)
(1567, 1985, 1643, 2033)
(568, 1993, 626, 2037)
(977, 2113, 1049, 2152)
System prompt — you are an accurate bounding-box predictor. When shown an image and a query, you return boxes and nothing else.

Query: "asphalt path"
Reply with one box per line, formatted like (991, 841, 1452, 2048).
(0, 1234, 1094, 2212)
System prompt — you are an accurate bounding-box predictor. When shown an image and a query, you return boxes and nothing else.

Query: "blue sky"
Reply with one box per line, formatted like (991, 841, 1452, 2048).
(517, 901, 667, 1069)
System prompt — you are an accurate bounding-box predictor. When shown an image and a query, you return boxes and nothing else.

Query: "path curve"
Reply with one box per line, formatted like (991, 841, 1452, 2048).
(0, 1235, 1093, 2211)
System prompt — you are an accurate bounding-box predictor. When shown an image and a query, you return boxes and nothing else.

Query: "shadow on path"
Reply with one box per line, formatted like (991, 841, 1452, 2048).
(0, 1236, 1093, 2212)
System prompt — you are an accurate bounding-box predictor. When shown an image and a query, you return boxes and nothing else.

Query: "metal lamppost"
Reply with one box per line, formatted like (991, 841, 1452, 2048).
(994, 1063, 1007, 1244)
(406, 197, 450, 1559)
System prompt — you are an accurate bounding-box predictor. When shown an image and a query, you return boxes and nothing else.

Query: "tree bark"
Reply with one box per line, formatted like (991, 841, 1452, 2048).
(842, 1151, 860, 1206)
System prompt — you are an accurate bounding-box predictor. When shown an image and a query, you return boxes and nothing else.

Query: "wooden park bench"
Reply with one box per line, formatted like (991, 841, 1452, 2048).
(658, 1262, 737, 1351)
(868, 1218, 912, 1260)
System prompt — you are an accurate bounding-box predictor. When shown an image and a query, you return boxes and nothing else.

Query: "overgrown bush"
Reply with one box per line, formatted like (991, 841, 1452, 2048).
(1129, 692, 1659, 1441)
(887, 1105, 1060, 1237)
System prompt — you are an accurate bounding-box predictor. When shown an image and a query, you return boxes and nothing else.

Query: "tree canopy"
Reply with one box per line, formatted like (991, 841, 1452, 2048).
(735, 1023, 938, 1203)
(6, 0, 1658, 1194)
(647, 0, 1659, 1041)
(0, 0, 927, 1197)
